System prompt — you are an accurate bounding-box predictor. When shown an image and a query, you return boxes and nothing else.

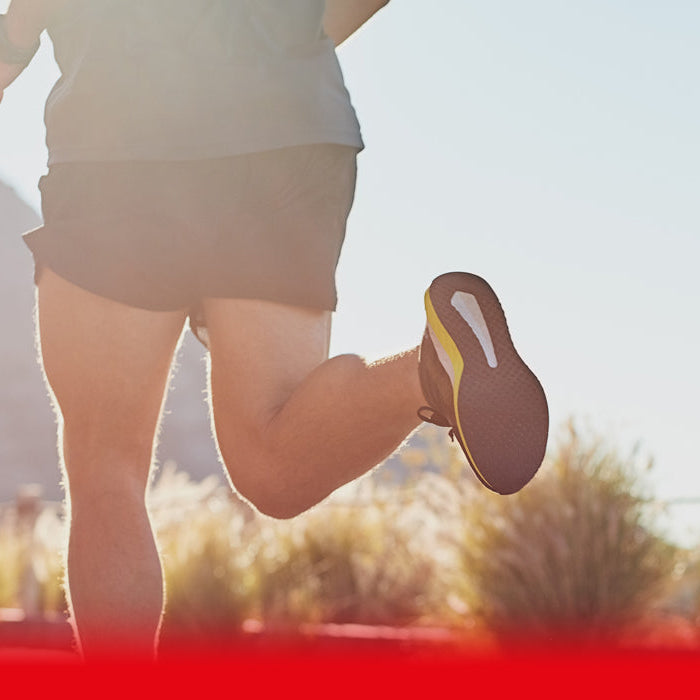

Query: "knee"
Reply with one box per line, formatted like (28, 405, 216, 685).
(60, 425, 154, 503)
(229, 458, 312, 520)
(238, 483, 310, 521)
(217, 440, 311, 520)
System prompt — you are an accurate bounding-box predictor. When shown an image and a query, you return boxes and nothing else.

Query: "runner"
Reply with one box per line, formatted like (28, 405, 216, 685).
(0, 0, 548, 657)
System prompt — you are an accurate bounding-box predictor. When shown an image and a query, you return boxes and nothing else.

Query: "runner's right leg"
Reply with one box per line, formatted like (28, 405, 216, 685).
(36, 268, 187, 657)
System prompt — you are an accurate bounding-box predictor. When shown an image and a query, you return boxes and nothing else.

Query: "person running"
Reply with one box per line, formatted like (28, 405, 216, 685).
(0, 0, 548, 657)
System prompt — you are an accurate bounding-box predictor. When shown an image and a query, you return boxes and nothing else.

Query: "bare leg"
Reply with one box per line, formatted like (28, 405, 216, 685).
(37, 269, 186, 656)
(204, 298, 424, 519)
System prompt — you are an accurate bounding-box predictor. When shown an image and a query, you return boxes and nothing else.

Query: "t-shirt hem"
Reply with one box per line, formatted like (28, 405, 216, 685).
(47, 131, 364, 166)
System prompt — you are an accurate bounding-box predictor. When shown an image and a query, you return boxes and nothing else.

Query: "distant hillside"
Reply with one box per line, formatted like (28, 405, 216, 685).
(0, 180, 222, 503)
(0, 180, 58, 501)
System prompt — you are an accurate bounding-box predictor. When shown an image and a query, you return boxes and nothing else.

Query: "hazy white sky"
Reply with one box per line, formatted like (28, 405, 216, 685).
(1, 1, 699, 540)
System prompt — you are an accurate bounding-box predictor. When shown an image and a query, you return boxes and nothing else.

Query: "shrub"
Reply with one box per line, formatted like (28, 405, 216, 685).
(0, 509, 23, 608)
(151, 460, 453, 638)
(148, 465, 257, 636)
(447, 422, 679, 640)
(0, 499, 65, 615)
(1, 423, 685, 647)
(251, 487, 443, 627)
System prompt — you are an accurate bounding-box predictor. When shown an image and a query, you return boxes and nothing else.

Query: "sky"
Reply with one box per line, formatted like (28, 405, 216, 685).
(1, 1, 699, 542)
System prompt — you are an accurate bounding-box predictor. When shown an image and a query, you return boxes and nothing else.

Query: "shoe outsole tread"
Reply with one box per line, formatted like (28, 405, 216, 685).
(422, 272, 548, 494)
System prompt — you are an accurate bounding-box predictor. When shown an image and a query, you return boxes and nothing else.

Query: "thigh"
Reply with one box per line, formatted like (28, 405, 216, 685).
(37, 268, 187, 482)
(204, 297, 331, 446)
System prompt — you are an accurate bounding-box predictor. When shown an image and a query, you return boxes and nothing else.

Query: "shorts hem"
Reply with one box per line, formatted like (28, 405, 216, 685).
(24, 226, 338, 315)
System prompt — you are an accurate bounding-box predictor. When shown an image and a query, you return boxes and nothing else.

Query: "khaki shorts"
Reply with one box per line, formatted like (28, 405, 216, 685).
(25, 144, 357, 331)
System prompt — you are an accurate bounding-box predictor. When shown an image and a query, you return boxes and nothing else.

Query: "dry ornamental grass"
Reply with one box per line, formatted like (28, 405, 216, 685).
(0, 423, 686, 646)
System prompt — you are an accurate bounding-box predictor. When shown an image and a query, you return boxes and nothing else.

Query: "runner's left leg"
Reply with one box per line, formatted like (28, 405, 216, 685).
(204, 297, 424, 519)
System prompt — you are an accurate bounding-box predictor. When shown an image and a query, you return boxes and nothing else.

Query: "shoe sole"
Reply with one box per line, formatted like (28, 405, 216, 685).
(425, 272, 548, 494)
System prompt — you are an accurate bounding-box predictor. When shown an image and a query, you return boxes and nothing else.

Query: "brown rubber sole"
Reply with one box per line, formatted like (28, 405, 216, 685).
(424, 272, 549, 494)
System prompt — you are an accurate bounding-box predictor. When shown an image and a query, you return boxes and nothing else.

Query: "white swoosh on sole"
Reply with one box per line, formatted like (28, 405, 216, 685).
(450, 291, 498, 369)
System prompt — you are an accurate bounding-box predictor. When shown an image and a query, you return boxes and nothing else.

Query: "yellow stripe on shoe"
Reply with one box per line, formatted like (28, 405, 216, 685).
(424, 289, 494, 490)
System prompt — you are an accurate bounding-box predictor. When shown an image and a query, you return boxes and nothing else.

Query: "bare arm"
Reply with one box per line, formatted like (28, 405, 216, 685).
(2, 0, 60, 47)
(323, 0, 390, 47)
(0, 0, 68, 102)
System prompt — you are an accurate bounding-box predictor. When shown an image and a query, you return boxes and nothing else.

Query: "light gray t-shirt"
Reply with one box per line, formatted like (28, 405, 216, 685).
(44, 0, 363, 164)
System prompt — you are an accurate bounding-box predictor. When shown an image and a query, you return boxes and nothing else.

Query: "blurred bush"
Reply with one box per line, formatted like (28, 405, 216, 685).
(447, 422, 680, 640)
(0, 498, 65, 615)
(0, 511, 23, 608)
(250, 490, 444, 627)
(149, 466, 256, 636)
(151, 453, 455, 639)
(0, 423, 687, 646)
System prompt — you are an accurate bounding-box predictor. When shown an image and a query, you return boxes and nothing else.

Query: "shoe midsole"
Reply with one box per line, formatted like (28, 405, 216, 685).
(424, 287, 494, 489)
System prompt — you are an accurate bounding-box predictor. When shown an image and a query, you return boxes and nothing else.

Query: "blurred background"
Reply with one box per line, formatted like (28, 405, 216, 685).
(1, 0, 699, 549)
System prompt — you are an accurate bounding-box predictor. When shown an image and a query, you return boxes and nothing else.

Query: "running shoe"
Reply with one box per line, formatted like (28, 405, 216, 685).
(418, 272, 548, 494)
